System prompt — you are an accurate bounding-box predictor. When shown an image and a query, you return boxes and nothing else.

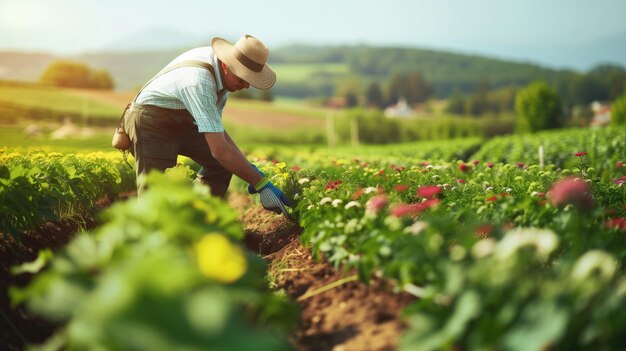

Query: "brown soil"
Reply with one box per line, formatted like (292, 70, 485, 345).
(0, 216, 99, 351)
(232, 194, 415, 351)
(223, 106, 324, 130)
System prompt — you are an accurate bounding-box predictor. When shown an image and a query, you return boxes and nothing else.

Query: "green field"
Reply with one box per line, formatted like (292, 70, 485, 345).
(271, 63, 349, 83)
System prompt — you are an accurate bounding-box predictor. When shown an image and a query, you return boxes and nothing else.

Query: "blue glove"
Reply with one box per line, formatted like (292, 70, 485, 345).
(247, 163, 266, 194)
(253, 177, 291, 214)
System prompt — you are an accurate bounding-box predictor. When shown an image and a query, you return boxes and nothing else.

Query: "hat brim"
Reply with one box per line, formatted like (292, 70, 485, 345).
(212, 37, 276, 90)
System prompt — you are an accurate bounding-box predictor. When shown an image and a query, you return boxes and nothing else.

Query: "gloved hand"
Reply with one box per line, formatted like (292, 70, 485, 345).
(247, 163, 266, 194)
(253, 177, 291, 215)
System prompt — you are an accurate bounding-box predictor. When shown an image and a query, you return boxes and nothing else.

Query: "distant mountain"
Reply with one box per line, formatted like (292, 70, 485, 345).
(100, 27, 205, 53)
(0, 40, 623, 98)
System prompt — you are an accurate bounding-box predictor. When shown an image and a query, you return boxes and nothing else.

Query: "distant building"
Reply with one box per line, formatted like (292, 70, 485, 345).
(590, 100, 611, 127)
(384, 97, 413, 118)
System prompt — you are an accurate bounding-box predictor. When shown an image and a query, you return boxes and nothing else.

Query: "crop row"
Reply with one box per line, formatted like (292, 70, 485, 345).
(10, 169, 296, 350)
(0, 149, 135, 235)
(249, 127, 626, 350)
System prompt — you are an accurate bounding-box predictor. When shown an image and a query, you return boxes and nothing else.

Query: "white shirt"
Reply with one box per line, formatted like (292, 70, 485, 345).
(136, 47, 228, 133)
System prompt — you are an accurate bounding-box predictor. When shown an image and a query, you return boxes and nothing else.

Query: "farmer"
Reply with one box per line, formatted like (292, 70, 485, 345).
(124, 34, 290, 215)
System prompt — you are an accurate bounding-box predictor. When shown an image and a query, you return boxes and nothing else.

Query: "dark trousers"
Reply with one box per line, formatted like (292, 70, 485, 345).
(124, 104, 232, 197)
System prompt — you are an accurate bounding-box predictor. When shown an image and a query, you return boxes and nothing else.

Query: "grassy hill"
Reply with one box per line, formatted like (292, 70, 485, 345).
(0, 45, 590, 97)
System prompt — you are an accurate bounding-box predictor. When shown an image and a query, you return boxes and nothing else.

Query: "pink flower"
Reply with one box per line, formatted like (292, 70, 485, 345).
(290, 165, 301, 171)
(486, 162, 494, 168)
(417, 185, 441, 198)
(549, 177, 594, 209)
(366, 195, 388, 213)
(574, 152, 588, 157)
(390, 199, 439, 218)
(617, 161, 623, 168)
(516, 162, 525, 168)
(472, 160, 480, 165)
(456, 179, 466, 184)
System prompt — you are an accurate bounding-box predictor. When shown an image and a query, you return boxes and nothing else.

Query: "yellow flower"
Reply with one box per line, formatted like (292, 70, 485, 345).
(193, 233, 247, 283)
(275, 162, 287, 170)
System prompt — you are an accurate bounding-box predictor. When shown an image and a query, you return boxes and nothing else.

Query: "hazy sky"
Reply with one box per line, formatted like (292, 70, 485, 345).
(1, 0, 625, 69)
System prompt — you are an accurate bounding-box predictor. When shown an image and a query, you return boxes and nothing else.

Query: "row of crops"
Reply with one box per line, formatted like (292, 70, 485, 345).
(3, 126, 626, 350)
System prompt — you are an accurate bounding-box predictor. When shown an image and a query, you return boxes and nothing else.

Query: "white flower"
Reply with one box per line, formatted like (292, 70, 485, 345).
(344, 201, 361, 209)
(319, 197, 333, 205)
(571, 250, 617, 283)
(307, 204, 315, 210)
(332, 199, 343, 207)
(472, 238, 496, 258)
(364, 187, 378, 194)
(298, 178, 310, 185)
(505, 188, 512, 193)
(495, 227, 559, 262)
(404, 221, 428, 235)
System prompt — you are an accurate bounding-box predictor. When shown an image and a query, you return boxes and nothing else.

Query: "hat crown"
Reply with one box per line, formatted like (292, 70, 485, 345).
(233, 35, 268, 65)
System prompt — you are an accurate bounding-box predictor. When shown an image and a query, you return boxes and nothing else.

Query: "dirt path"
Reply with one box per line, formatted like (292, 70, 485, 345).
(232, 194, 414, 351)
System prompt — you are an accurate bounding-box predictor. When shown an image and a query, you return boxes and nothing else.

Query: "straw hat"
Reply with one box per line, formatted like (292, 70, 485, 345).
(212, 35, 276, 90)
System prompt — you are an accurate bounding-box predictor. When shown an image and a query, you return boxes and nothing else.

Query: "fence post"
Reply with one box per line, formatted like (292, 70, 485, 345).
(351, 118, 359, 148)
(326, 113, 336, 148)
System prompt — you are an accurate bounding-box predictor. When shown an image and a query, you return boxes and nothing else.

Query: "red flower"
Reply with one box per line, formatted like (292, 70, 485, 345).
(486, 162, 494, 168)
(574, 152, 587, 157)
(376, 169, 385, 176)
(324, 180, 343, 191)
(417, 185, 441, 198)
(516, 162, 525, 168)
(290, 165, 301, 171)
(605, 217, 626, 231)
(487, 196, 498, 202)
(617, 161, 623, 168)
(352, 188, 365, 200)
(366, 195, 388, 213)
(472, 160, 480, 165)
(459, 163, 471, 172)
(456, 179, 466, 184)
(549, 177, 594, 209)
(474, 224, 493, 238)
(394, 184, 409, 192)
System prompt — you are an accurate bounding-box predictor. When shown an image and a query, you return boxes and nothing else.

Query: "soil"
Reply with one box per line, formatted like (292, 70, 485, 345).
(1, 193, 414, 351)
(233, 194, 415, 351)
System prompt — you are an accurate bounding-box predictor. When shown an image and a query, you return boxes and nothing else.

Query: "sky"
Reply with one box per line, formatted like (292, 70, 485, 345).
(1, 0, 625, 70)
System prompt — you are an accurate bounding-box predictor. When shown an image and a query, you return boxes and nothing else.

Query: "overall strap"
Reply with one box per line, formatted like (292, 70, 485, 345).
(132, 60, 218, 103)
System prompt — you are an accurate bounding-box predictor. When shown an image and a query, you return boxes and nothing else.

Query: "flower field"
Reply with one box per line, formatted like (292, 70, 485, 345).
(2, 125, 626, 350)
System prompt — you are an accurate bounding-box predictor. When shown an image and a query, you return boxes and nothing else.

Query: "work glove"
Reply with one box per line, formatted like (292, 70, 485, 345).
(253, 177, 291, 215)
(247, 163, 266, 194)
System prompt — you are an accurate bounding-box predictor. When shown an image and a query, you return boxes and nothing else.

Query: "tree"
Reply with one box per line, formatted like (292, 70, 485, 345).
(515, 81, 563, 132)
(612, 93, 626, 126)
(365, 82, 384, 108)
(387, 72, 433, 105)
(40, 60, 114, 89)
(446, 91, 465, 114)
